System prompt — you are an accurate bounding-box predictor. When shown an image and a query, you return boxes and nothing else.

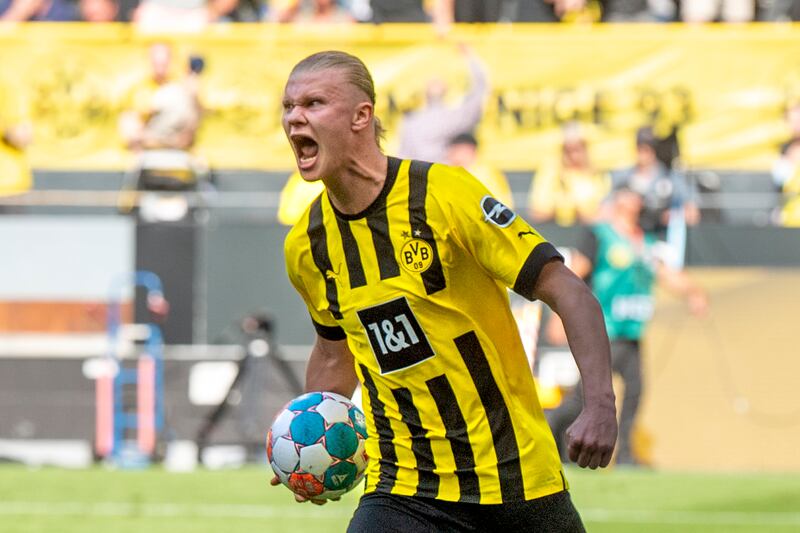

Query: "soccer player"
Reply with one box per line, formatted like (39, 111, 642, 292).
(274, 50, 617, 532)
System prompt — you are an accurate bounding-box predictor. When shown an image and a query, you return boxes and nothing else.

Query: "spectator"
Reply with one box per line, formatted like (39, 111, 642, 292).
(528, 122, 611, 227)
(612, 126, 700, 235)
(546, 184, 708, 466)
(132, 0, 239, 31)
(225, 0, 262, 20)
(446, 0, 504, 22)
(511, 0, 599, 22)
(269, 0, 354, 22)
(435, 0, 602, 24)
(118, 43, 208, 210)
(646, 0, 677, 20)
(681, 0, 754, 22)
(602, 0, 662, 21)
(277, 170, 325, 226)
(761, 0, 800, 20)
(0, 0, 78, 20)
(445, 132, 514, 208)
(397, 43, 488, 164)
(366, 0, 430, 22)
(78, 0, 119, 21)
(772, 136, 800, 227)
(119, 43, 202, 153)
(780, 101, 800, 141)
(0, 82, 32, 212)
(430, 0, 503, 31)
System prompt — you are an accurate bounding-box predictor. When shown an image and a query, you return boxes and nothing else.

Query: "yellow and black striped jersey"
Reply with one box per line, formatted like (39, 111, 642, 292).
(284, 157, 567, 504)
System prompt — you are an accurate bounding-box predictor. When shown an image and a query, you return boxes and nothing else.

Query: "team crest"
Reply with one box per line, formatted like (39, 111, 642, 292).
(480, 196, 516, 227)
(399, 238, 433, 273)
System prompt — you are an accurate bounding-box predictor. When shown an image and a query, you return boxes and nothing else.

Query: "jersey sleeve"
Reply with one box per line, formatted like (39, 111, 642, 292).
(284, 224, 347, 341)
(439, 165, 563, 301)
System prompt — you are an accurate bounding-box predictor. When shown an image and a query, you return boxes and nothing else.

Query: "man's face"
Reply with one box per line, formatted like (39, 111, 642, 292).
(446, 142, 475, 167)
(615, 189, 643, 217)
(636, 144, 657, 167)
(149, 44, 171, 84)
(562, 139, 588, 168)
(282, 68, 363, 182)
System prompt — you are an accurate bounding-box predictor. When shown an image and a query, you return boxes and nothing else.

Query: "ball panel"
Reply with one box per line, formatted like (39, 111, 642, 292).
(271, 436, 299, 473)
(316, 398, 350, 425)
(325, 422, 359, 459)
(270, 460, 290, 485)
(322, 391, 353, 404)
(298, 442, 333, 476)
(288, 392, 324, 412)
(323, 460, 358, 491)
(289, 411, 325, 446)
(288, 472, 324, 499)
(271, 408, 295, 438)
(349, 406, 368, 439)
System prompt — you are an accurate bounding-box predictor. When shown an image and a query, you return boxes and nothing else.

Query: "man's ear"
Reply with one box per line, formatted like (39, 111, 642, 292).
(352, 102, 373, 133)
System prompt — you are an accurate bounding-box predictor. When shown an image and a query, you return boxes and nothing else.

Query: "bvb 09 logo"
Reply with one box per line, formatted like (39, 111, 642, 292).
(400, 239, 433, 273)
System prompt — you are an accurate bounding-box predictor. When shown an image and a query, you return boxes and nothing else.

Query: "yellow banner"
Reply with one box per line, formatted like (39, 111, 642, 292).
(1, 23, 799, 171)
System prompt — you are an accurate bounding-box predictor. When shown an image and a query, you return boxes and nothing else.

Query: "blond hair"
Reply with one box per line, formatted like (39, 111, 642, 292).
(290, 51, 385, 146)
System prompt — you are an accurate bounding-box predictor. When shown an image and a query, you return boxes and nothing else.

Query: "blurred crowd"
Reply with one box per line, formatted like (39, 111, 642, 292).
(1, 15, 799, 227)
(1, 0, 800, 25)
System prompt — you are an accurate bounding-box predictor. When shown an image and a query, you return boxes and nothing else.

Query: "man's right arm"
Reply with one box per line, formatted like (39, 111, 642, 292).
(305, 335, 359, 397)
(270, 334, 358, 502)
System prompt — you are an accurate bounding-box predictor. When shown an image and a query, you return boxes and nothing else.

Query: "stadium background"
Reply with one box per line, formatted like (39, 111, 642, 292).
(1, 20, 799, 532)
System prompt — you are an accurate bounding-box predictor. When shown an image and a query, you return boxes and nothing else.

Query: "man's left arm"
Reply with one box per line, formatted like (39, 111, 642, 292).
(533, 259, 618, 469)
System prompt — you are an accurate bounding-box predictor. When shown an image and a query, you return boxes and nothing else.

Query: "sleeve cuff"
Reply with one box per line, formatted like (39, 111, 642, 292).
(512, 242, 564, 301)
(312, 318, 347, 341)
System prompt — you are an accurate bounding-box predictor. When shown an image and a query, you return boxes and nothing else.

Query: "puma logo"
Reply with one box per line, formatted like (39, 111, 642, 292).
(325, 264, 342, 280)
(518, 230, 538, 239)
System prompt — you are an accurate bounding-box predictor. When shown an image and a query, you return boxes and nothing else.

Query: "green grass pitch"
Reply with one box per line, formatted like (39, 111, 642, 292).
(1, 465, 798, 532)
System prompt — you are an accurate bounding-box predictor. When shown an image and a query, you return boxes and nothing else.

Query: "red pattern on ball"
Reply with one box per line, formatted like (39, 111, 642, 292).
(288, 472, 324, 498)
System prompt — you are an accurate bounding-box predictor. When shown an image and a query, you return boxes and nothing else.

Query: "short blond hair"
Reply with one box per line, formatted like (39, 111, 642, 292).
(290, 51, 385, 146)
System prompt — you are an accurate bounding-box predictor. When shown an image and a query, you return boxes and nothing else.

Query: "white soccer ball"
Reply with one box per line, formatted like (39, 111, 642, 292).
(266, 391, 369, 499)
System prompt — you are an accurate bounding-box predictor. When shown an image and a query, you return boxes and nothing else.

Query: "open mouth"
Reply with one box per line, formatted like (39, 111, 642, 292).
(291, 134, 319, 170)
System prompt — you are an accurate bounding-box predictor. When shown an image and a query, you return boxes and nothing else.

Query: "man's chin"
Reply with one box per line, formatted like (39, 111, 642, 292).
(298, 167, 323, 183)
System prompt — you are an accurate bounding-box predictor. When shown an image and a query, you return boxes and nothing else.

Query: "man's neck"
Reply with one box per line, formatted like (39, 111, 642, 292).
(324, 148, 388, 216)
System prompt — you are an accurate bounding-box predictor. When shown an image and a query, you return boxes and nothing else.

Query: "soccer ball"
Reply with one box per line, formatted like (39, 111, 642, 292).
(267, 391, 368, 500)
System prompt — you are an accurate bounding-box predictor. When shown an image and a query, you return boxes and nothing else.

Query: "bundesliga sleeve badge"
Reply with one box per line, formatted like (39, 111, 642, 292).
(480, 196, 516, 228)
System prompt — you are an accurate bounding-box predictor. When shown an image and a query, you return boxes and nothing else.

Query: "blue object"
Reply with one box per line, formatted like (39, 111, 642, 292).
(106, 271, 166, 467)
(289, 392, 324, 412)
(289, 411, 326, 446)
(325, 423, 359, 459)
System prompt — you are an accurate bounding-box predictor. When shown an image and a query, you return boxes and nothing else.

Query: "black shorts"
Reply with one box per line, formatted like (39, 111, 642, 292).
(347, 490, 586, 533)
